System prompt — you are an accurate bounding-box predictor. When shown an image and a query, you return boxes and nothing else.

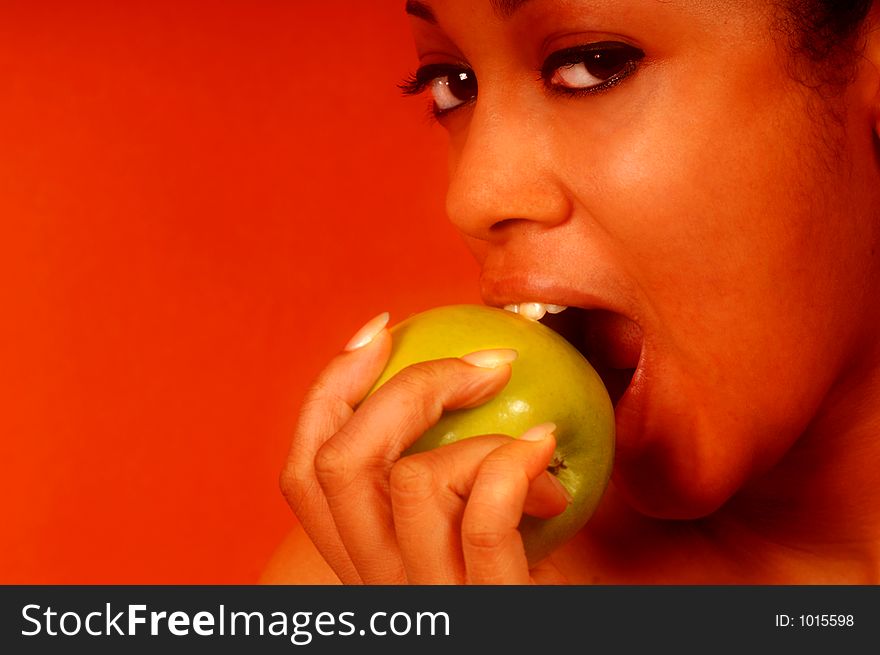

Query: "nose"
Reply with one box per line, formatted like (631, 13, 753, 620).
(445, 96, 571, 242)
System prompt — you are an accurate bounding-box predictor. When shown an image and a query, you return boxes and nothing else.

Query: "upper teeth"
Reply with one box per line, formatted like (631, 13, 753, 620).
(503, 302, 568, 321)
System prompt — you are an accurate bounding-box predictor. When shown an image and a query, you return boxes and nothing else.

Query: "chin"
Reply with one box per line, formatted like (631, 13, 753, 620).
(610, 418, 749, 520)
(613, 465, 736, 520)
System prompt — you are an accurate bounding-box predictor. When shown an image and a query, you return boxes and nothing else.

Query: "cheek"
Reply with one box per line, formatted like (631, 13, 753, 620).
(569, 83, 870, 516)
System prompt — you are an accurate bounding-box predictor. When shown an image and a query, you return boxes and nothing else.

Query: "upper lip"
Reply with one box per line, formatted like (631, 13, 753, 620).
(482, 270, 645, 410)
(480, 272, 634, 320)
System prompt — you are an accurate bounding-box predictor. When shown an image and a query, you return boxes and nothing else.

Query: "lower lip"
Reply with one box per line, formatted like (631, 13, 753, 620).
(609, 350, 648, 458)
(577, 312, 642, 406)
(575, 319, 646, 457)
(597, 366, 635, 407)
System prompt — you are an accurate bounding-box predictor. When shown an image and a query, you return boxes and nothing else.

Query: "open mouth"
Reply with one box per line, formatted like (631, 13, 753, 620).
(536, 307, 642, 407)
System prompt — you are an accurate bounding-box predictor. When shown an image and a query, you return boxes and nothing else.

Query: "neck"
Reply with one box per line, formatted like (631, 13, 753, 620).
(722, 348, 880, 582)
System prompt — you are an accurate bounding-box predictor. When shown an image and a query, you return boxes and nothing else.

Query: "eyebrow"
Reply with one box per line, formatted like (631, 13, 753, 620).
(404, 0, 534, 24)
(405, 0, 437, 23)
(491, 0, 535, 19)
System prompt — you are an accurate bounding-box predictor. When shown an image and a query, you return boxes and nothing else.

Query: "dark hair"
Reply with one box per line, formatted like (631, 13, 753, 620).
(782, 0, 873, 88)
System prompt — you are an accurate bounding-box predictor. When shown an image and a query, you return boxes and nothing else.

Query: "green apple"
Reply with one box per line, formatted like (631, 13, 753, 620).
(367, 304, 615, 566)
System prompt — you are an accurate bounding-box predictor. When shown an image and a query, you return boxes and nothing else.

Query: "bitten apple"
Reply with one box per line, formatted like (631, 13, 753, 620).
(367, 304, 615, 565)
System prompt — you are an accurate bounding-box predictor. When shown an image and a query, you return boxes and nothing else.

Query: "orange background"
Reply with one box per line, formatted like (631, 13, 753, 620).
(0, 1, 480, 583)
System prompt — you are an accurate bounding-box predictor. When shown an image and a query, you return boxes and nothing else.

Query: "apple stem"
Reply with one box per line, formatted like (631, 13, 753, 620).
(546, 456, 567, 476)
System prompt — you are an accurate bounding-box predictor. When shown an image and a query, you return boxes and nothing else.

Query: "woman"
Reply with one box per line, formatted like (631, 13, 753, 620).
(264, 0, 880, 584)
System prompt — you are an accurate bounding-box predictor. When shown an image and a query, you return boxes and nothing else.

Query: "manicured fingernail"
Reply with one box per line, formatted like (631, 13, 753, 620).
(545, 471, 574, 504)
(460, 348, 518, 368)
(519, 422, 556, 442)
(344, 312, 390, 351)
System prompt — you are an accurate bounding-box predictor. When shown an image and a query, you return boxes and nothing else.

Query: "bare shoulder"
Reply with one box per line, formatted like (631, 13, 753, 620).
(259, 523, 341, 585)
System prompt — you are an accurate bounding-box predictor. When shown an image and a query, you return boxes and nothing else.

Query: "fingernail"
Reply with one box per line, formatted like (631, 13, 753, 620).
(545, 471, 574, 504)
(460, 348, 518, 368)
(518, 422, 556, 442)
(344, 312, 390, 351)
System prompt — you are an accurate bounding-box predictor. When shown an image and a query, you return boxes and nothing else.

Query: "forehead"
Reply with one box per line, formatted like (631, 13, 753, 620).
(405, 0, 539, 23)
(406, 0, 747, 22)
(405, 0, 761, 55)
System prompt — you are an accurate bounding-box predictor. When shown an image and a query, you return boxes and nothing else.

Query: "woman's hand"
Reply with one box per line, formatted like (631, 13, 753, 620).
(280, 312, 571, 584)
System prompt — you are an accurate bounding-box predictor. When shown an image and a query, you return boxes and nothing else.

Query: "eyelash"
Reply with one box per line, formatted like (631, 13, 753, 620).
(539, 42, 645, 97)
(399, 41, 645, 118)
(399, 64, 454, 96)
(398, 63, 476, 118)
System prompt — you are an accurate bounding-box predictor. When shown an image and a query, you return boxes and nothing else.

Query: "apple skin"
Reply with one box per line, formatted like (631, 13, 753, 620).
(367, 304, 615, 566)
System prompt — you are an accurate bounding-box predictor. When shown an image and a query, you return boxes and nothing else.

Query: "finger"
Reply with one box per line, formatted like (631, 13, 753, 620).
(389, 434, 512, 584)
(315, 350, 516, 584)
(280, 311, 392, 584)
(462, 424, 559, 585)
(523, 471, 572, 519)
(390, 427, 569, 584)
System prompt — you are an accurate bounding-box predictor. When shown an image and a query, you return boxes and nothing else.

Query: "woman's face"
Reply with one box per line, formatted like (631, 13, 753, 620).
(406, 0, 880, 518)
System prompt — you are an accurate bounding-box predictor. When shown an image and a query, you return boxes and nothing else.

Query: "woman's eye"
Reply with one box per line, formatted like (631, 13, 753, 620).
(542, 41, 645, 93)
(399, 64, 477, 116)
(429, 69, 477, 112)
